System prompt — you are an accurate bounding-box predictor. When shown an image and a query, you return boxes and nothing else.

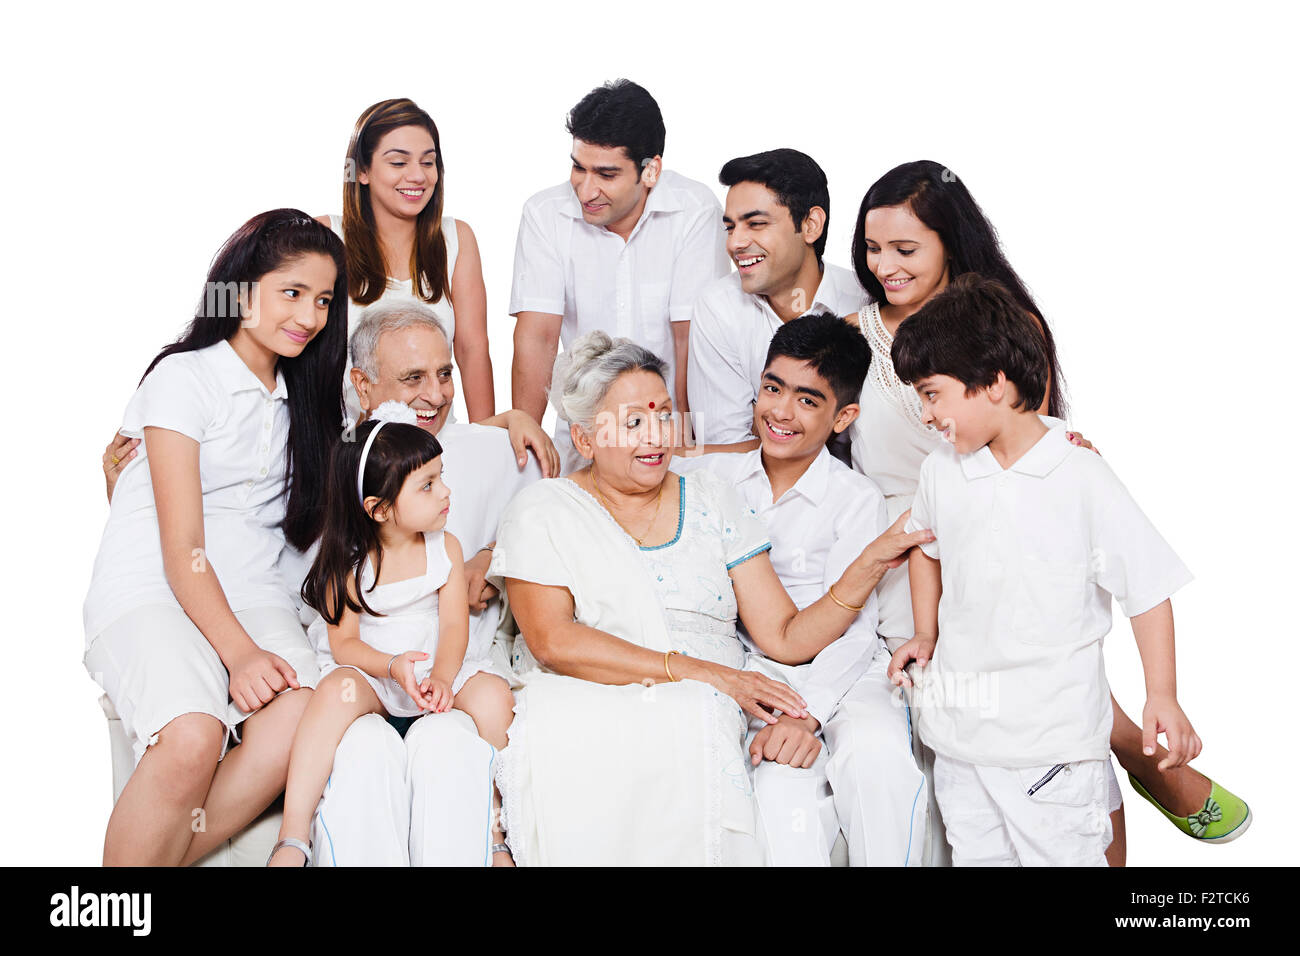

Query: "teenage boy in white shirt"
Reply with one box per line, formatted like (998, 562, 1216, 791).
(688, 149, 867, 449)
(509, 78, 730, 472)
(676, 314, 933, 865)
(888, 274, 1201, 866)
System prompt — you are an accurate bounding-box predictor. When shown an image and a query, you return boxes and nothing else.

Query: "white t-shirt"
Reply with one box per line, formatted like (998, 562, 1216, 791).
(687, 264, 868, 445)
(674, 447, 887, 726)
(904, 423, 1194, 767)
(327, 214, 460, 422)
(84, 340, 297, 643)
(508, 169, 730, 466)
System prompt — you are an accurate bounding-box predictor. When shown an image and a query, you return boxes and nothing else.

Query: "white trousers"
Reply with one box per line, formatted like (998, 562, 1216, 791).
(933, 754, 1111, 866)
(750, 641, 932, 866)
(310, 711, 496, 866)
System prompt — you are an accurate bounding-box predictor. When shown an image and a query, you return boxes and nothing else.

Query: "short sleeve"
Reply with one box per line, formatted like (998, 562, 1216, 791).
(904, 454, 940, 560)
(120, 353, 217, 443)
(486, 486, 571, 592)
(508, 199, 566, 317)
(687, 291, 757, 445)
(668, 202, 729, 324)
(709, 476, 770, 570)
(1086, 464, 1193, 617)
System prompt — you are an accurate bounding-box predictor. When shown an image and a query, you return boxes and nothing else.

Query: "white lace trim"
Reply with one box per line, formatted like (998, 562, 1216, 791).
(858, 302, 937, 440)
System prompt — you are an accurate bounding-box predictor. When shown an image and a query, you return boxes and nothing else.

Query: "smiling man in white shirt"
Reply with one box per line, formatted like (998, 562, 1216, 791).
(688, 149, 868, 449)
(676, 314, 931, 866)
(509, 79, 730, 473)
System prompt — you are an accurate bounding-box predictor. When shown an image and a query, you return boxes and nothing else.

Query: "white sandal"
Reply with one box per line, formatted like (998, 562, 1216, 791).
(267, 837, 312, 867)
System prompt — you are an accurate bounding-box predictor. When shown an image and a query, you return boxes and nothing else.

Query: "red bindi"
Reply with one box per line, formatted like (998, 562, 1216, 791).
(649, 401, 655, 409)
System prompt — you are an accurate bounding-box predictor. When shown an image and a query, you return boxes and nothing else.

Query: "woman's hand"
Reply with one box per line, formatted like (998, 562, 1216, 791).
(390, 651, 431, 708)
(420, 675, 454, 714)
(1066, 430, 1099, 455)
(863, 509, 935, 571)
(887, 633, 937, 689)
(227, 646, 300, 714)
(695, 660, 808, 725)
(1143, 693, 1202, 771)
(102, 431, 140, 503)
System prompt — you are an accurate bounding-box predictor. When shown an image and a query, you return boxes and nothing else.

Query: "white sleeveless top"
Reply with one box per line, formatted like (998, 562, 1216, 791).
(848, 301, 942, 499)
(327, 214, 459, 421)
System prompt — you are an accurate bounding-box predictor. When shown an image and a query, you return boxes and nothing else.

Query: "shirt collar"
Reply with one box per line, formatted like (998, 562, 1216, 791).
(741, 446, 832, 506)
(215, 339, 288, 401)
(958, 422, 1073, 480)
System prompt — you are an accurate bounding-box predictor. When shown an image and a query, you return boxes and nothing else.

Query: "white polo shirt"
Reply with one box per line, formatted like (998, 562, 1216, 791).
(687, 263, 868, 445)
(904, 423, 1194, 768)
(674, 447, 888, 726)
(509, 169, 730, 459)
(84, 340, 296, 643)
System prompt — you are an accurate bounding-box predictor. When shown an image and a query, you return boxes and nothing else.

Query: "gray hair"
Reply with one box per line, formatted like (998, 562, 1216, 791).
(548, 330, 668, 429)
(349, 300, 450, 382)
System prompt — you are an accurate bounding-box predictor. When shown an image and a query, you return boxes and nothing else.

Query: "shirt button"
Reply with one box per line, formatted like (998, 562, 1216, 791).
(264, 421, 271, 431)
(259, 468, 268, 477)
(245, 480, 253, 488)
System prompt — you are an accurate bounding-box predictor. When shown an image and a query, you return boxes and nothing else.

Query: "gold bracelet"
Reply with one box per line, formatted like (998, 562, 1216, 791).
(664, 649, 681, 682)
(827, 585, 866, 613)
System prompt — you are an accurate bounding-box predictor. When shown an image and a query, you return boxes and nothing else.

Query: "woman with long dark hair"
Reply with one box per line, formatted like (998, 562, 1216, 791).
(845, 161, 1251, 861)
(320, 97, 494, 424)
(83, 209, 347, 865)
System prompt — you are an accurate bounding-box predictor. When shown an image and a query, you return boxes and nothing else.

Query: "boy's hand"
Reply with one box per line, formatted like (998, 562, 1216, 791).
(227, 646, 300, 714)
(750, 714, 822, 768)
(888, 634, 937, 689)
(420, 676, 454, 713)
(1143, 694, 1202, 771)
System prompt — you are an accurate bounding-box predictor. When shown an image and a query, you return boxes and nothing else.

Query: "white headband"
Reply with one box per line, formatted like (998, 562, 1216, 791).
(357, 401, 420, 506)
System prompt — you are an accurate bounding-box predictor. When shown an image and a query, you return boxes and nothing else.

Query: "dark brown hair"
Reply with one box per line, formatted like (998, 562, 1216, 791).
(303, 419, 444, 624)
(343, 98, 450, 307)
(891, 274, 1050, 413)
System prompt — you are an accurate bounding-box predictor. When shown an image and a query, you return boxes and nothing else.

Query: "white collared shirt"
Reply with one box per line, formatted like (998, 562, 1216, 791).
(674, 447, 888, 726)
(84, 340, 295, 643)
(687, 263, 868, 445)
(904, 423, 1194, 767)
(509, 169, 730, 404)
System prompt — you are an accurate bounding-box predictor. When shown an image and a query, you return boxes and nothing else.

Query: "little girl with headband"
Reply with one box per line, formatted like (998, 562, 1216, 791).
(268, 401, 515, 865)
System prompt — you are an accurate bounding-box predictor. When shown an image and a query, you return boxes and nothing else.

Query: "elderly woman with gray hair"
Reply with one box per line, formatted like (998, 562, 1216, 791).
(486, 331, 929, 865)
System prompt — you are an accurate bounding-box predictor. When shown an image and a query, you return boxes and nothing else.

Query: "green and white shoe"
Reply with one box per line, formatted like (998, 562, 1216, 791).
(1128, 772, 1252, 844)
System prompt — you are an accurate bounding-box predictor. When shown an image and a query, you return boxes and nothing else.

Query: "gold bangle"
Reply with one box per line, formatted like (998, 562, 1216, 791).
(827, 585, 866, 613)
(664, 649, 681, 682)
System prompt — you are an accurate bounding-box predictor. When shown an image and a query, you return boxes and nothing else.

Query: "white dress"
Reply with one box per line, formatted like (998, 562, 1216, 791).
(488, 469, 772, 865)
(326, 214, 459, 423)
(312, 530, 495, 718)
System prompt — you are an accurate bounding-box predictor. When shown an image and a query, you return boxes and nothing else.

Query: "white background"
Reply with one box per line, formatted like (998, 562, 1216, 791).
(1, 0, 1295, 866)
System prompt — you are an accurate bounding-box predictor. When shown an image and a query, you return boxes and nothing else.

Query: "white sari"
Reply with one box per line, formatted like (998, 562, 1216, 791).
(488, 472, 767, 866)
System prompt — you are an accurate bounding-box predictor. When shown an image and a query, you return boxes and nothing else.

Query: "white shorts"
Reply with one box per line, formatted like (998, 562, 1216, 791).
(319, 656, 509, 719)
(933, 754, 1112, 866)
(85, 604, 319, 765)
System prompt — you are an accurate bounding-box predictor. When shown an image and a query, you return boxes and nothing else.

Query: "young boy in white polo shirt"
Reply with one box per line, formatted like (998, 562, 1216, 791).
(887, 274, 1201, 866)
(676, 314, 932, 865)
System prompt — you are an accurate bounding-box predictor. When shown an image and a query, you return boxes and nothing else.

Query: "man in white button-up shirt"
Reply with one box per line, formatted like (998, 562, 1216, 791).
(688, 149, 868, 449)
(889, 275, 1199, 866)
(677, 315, 932, 866)
(509, 79, 730, 472)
